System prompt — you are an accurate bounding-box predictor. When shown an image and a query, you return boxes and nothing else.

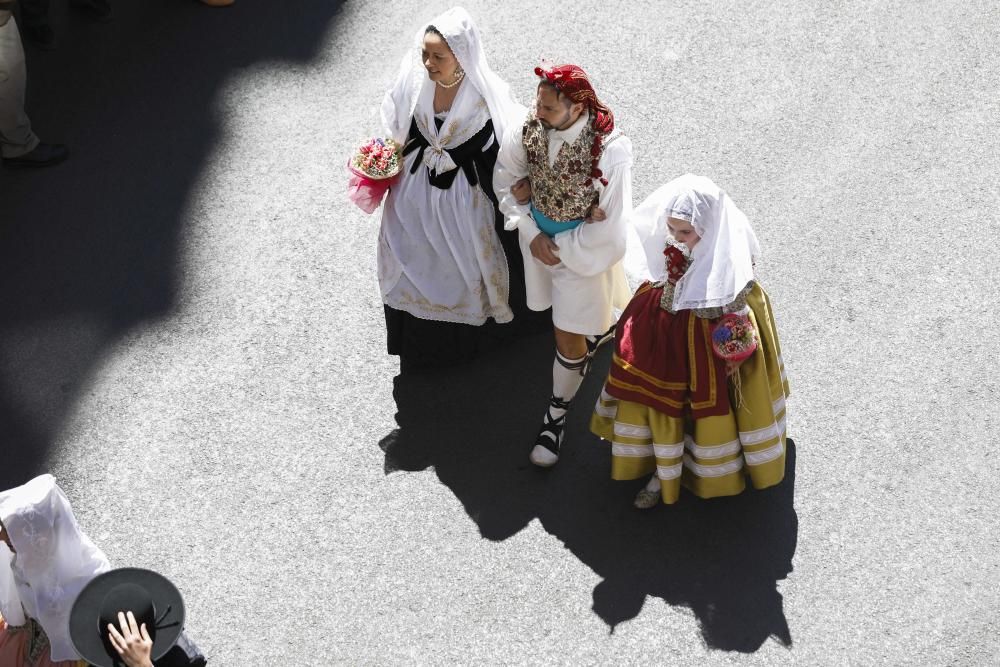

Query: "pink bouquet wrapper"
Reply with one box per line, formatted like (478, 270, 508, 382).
(711, 313, 758, 363)
(347, 162, 400, 214)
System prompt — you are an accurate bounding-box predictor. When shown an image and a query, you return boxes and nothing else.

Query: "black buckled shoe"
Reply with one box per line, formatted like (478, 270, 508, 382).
(2, 143, 69, 168)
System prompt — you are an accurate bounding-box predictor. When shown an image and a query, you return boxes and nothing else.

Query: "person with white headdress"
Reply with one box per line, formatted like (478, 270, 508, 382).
(0, 475, 205, 666)
(0, 474, 110, 666)
(377, 6, 545, 369)
(591, 174, 790, 508)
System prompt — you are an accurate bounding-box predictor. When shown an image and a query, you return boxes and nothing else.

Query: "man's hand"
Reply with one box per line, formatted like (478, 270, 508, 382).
(108, 611, 154, 667)
(585, 206, 607, 224)
(512, 177, 532, 205)
(529, 233, 560, 266)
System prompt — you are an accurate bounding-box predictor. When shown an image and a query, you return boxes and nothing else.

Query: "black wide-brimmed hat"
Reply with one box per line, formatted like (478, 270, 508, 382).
(69, 567, 186, 667)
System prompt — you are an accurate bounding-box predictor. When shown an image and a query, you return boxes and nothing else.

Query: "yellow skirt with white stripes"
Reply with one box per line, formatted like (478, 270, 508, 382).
(590, 286, 789, 504)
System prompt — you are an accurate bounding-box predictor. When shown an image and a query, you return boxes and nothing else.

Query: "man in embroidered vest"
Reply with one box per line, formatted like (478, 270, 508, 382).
(495, 63, 633, 467)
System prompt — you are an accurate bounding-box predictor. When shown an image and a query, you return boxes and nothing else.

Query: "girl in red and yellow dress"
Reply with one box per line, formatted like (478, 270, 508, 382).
(591, 174, 789, 508)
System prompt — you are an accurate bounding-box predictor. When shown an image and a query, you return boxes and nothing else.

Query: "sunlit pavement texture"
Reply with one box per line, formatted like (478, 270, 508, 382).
(2, 1, 999, 664)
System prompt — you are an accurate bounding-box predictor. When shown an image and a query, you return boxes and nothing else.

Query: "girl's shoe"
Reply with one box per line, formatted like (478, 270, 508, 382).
(633, 488, 660, 509)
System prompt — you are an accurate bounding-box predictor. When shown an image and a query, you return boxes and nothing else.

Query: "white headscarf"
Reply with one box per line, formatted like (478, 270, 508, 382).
(0, 474, 111, 661)
(629, 174, 761, 311)
(380, 7, 524, 174)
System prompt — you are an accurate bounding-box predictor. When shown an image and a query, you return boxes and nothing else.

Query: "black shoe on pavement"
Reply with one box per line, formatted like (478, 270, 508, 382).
(23, 23, 57, 50)
(528, 396, 570, 467)
(2, 143, 70, 168)
(69, 0, 112, 21)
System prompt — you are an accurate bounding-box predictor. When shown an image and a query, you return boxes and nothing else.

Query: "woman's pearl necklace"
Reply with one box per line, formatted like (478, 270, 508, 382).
(436, 69, 465, 89)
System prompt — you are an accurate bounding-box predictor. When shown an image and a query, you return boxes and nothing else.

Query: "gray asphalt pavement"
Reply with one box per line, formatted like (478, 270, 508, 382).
(2, 1, 999, 665)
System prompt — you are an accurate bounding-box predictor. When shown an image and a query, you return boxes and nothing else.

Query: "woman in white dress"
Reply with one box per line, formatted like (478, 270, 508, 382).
(378, 7, 545, 369)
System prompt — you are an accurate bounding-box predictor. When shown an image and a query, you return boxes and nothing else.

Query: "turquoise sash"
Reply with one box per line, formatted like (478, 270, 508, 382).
(530, 203, 584, 238)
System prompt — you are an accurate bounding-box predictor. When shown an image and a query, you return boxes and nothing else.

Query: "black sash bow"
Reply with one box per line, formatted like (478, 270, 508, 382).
(402, 117, 499, 206)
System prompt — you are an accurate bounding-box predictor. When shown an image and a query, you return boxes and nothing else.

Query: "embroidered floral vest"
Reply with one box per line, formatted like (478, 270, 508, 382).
(522, 115, 600, 222)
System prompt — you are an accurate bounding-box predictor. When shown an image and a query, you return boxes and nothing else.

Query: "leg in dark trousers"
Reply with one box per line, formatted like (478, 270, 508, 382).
(17, 0, 54, 49)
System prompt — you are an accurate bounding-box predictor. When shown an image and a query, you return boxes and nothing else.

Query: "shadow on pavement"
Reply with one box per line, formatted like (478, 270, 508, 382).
(0, 0, 344, 488)
(381, 343, 798, 651)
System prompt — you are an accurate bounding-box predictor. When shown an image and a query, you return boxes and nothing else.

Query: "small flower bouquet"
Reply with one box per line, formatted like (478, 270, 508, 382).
(347, 137, 404, 214)
(711, 313, 758, 363)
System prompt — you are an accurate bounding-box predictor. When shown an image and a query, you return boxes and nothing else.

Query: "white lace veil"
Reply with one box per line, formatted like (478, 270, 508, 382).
(0, 474, 111, 661)
(630, 174, 761, 310)
(380, 7, 524, 160)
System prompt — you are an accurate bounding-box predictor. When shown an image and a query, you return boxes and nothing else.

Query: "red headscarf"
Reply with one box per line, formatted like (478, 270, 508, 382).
(534, 63, 615, 185)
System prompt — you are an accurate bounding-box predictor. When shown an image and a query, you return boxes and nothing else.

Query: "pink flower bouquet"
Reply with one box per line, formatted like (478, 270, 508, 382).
(711, 313, 758, 363)
(347, 137, 404, 214)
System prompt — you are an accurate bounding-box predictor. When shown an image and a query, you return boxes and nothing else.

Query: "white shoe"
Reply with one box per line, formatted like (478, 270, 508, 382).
(529, 444, 559, 467)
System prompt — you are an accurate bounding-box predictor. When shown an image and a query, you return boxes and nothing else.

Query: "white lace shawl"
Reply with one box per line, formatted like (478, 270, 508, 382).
(627, 174, 761, 310)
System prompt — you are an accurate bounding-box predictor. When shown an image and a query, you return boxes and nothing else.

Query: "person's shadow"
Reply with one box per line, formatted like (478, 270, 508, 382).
(380, 338, 797, 651)
(1, 1, 345, 489)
